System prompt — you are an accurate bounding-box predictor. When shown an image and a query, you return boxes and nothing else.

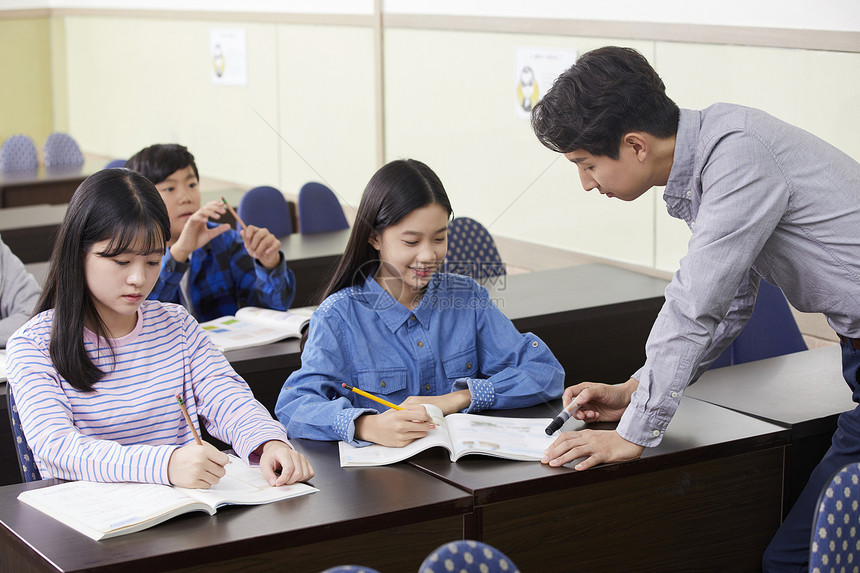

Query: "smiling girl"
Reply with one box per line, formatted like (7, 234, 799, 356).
(6, 168, 312, 488)
(275, 159, 563, 448)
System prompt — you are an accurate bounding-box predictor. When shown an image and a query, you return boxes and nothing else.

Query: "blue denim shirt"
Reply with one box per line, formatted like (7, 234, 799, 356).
(275, 272, 564, 445)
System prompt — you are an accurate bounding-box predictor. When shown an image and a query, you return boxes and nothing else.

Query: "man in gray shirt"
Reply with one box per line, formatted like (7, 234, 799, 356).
(0, 235, 40, 346)
(531, 46, 860, 571)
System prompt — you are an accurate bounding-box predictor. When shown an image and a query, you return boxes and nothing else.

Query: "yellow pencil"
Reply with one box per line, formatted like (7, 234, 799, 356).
(342, 383, 405, 411)
(176, 394, 203, 445)
(221, 196, 247, 230)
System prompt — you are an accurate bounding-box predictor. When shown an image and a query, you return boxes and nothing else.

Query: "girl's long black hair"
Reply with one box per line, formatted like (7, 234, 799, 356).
(314, 159, 453, 303)
(34, 168, 171, 392)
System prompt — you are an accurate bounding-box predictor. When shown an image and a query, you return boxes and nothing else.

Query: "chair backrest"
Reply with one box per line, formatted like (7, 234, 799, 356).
(810, 462, 860, 571)
(0, 134, 39, 173)
(419, 540, 520, 573)
(319, 566, 380, 573)
(444, 217, 506, 281)
(104, 158, 127, 169)
(298, 182, 349, 234)
(709, 279, 807, 369)
(6, 386, 41, 482)
(43, 132, 84, 169)
(237, 185, 293, 237)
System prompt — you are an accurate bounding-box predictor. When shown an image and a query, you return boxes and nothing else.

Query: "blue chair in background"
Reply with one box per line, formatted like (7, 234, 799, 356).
(709, 279, 807, 369)
(43, 132, 84, 170)
(444, 217, 506, 281)
(0, 134, 39, 173)
(809, 462, 860, 571)
(237, 185, 293, 237)
(104, 158, 126, 169)
(7, 386, 41, 482)
(298, 182, 349, 234)
(419, 540, 520, 573)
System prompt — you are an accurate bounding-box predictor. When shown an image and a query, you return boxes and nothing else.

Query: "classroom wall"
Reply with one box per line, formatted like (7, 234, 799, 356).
(2, 4, 858, 274)
(0, 17, 53, 145)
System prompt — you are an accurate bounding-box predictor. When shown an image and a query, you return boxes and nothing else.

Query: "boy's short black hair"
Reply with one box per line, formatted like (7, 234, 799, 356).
(126, 143, 199, 185)
(531, 46, 680, 159)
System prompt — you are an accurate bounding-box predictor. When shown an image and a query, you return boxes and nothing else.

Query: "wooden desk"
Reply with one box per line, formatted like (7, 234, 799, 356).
(279, 229, 350, 307)
(0, 204, 67, 263)
(407, 398, 789, 571)
(0, 159, 102, 208)
(684, 345, 852, 516)
(0, 440, 472, 573)
(485, 264, 667, 384)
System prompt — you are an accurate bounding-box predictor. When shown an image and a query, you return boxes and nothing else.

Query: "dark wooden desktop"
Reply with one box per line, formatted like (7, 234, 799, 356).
(0, 204, 67, 263)
(0, 398, 789, 572)
(484, 264, 667, 384)
(407, 397, 790, 572)
(684, 344, 853, 516)
(0, 439, 472, 573)
(0, 159, 104, 208)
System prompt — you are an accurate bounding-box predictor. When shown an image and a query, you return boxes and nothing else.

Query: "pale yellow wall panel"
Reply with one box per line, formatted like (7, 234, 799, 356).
(276, 24, 376, 209)
(384, 29, 657, 266)
(49, 16, 69, 134)
(63, 16, 280, 186)
(656, 43, 860, 162)
(653, 43, 860, 273)
(0, 18, 53, 144)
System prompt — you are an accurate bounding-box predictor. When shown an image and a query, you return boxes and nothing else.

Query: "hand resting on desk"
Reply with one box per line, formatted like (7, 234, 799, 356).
(541, 378, 644, 471)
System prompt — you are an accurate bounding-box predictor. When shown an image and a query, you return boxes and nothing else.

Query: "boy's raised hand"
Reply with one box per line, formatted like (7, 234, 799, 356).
(169, 200, 232, 263)
(240, 225, 282, 269)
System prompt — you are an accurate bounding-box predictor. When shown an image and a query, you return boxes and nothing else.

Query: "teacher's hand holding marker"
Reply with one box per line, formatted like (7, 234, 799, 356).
(542, 379, 644, 471)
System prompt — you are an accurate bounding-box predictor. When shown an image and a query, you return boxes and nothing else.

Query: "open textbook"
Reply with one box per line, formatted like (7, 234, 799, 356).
(17, 455, 317, 541)
(339, 404, 556, 467)
(199, 306, 315, 351)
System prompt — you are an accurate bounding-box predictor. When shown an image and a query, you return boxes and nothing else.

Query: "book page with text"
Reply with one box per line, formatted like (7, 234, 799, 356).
(445, 414, 555, 461)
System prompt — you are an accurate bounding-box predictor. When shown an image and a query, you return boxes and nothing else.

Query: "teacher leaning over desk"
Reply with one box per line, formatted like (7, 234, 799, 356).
(530, 46, 860, 573)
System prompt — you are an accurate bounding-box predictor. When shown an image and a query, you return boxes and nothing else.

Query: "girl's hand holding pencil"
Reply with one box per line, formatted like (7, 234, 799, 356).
(344, 383, 436, 448)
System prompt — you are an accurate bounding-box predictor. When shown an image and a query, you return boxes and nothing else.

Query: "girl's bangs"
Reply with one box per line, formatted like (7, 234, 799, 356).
(98, 221, 166, 257)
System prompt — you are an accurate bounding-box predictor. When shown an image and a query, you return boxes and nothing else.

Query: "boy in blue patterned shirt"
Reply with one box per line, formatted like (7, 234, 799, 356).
(127, 144, 295, 321)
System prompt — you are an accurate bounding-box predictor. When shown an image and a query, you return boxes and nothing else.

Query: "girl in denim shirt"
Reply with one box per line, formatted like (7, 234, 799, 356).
(275, 159, 563, 447)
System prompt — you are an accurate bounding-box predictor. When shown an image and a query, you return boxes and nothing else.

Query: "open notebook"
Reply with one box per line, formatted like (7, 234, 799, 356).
(18, 454, 317, 540)
(339, 404, 555, 467)
(199, 306, 314, 351)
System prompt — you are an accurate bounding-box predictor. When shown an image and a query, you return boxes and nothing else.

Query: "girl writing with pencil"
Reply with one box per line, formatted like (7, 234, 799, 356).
(275, 159, 564, 447)
(6, 169, 313, 488)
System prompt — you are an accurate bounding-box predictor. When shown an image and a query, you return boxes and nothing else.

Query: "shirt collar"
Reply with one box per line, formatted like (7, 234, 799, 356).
(663, 108, 699, 200)
(360, 271, 438, 332)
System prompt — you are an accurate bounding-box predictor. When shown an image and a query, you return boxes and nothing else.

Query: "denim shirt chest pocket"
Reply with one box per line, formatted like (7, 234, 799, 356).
(441, 346, 479, 382)
(354, 367, 408, 409)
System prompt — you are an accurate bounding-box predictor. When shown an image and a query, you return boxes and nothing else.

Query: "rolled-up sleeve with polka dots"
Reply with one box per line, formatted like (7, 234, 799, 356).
(275, 272, 565, 445)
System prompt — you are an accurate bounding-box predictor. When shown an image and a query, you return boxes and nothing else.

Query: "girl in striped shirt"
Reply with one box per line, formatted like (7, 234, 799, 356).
(6, 168, 313, 488)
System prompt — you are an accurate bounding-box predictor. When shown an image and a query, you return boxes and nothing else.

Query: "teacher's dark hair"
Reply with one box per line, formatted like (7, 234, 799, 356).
(531, 46, 679, 159)
(35, 168, 171, 392)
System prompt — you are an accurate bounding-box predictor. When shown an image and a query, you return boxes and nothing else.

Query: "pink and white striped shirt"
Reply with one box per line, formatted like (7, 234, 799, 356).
(6, 300, 289, 484)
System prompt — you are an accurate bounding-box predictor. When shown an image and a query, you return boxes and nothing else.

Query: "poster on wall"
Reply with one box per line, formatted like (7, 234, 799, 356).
(514, 46, 578, 119)
(210, 28, 248, 86)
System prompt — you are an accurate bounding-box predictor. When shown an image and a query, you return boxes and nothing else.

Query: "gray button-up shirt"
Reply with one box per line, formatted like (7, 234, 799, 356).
(619, 104, 860, 447)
